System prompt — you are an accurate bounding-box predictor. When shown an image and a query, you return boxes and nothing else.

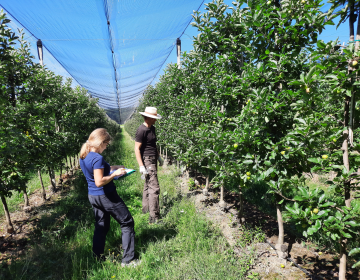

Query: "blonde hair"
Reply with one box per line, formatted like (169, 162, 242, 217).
(80, 128, 111, 159)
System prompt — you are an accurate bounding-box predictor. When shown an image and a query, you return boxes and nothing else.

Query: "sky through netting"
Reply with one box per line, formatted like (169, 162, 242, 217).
(0, 0, 204, 123)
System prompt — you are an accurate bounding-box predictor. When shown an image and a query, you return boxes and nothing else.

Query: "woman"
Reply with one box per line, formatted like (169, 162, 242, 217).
(79, 128, 135, 265)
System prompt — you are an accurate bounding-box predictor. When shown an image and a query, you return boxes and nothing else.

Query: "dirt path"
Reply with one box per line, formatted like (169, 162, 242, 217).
(0, 170, 77, 263)
(173, 167, 359, 280)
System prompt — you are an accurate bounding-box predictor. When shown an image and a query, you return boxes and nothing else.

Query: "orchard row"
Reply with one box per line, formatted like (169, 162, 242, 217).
(125, 0, 360, 277)
(0, 12, 120, 234)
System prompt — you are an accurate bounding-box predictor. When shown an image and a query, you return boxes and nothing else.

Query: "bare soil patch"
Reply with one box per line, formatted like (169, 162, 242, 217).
(0, 170, 78, 264)
(178, 170, 360, 280)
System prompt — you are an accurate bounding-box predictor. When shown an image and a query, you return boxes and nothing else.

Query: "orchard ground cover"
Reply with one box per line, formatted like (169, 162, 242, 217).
(0, 129, 262, 280)
(189, 174, 360, 279)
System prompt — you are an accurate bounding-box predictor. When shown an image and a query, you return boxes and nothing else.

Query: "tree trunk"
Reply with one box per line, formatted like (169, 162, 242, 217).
(203, 175, 209, 196)
(338, 6, 357, 279)
(342, 96, 350, 172)
(51, 168, 56, 188)
(73, 155, 76, 169)
(66, 155, 70, 173)
(48, 166, 56, 192)
(237, 185, 244, 225)
(1, 195, 14, 234)
(38, 169, 46, 200)
(339, 237, 347, 280)
(67, 155, 71, 170)
(276, 196, 284, 245)
(219, 185, 227, 210)
(23, 189, 29, 207)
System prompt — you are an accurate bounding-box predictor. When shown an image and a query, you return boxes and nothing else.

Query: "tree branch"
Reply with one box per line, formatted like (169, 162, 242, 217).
(276, 192, 296, 202)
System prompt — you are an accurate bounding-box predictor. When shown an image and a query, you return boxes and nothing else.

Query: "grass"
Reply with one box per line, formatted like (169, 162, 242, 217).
(0, 128, 260, 280)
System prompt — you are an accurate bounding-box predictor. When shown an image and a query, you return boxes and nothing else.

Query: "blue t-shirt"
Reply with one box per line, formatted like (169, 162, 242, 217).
(79, 152, 116, 195)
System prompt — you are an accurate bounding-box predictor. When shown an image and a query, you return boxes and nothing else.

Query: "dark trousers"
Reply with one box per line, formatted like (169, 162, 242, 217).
(88, 191, 135, 264)
(142, 156, 160, 219)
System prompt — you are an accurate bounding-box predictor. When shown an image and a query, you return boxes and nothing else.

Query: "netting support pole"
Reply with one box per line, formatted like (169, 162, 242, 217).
(37, 39, 43, 66)
(176, 38, 181, 69)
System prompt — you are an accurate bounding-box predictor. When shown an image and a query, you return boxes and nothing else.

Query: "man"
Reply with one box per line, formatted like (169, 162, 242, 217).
(135, 107, 164, 224)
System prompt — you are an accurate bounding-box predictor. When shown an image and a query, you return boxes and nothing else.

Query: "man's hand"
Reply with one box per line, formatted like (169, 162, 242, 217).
(158, 156, 164, 166)
(139, 166, 148, 175)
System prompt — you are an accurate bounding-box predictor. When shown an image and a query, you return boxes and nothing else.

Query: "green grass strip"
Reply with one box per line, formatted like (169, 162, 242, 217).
(0, 129, 259, 280)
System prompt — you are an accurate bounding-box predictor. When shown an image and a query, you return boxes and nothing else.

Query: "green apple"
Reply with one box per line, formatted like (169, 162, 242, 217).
(234, 143, 238, 148)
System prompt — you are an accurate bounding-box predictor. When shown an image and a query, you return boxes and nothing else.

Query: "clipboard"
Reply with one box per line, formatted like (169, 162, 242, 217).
(110, 168, 136, 180)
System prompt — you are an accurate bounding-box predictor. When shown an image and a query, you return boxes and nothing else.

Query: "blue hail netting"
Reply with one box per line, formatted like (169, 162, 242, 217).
(1, 0, 204, 123)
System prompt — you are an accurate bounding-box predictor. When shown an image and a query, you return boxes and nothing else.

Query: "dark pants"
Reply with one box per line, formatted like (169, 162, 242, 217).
(142, 156, 160, 219)
(88, 191, 135, 264)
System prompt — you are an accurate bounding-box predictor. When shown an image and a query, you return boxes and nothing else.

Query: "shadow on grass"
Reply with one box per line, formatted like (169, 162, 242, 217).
(0, 166, 182, 280)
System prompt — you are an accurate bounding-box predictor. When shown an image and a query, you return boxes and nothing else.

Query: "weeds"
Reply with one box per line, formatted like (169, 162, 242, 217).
(0, 129, 259, 279)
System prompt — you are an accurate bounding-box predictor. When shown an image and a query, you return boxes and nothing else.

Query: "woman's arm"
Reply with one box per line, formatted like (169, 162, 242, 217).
(94, 168, 126, 187)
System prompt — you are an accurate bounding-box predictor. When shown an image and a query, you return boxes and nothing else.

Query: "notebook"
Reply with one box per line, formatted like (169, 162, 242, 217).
(110, 168, 136, 180)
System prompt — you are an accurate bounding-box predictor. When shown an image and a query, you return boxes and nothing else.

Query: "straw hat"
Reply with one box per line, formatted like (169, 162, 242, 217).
(139, 107, 162, 119)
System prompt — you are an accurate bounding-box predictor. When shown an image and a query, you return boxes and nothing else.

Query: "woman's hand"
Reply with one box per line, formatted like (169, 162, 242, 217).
(94, 168, 126, 187)
(113, 168, 126, 176)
